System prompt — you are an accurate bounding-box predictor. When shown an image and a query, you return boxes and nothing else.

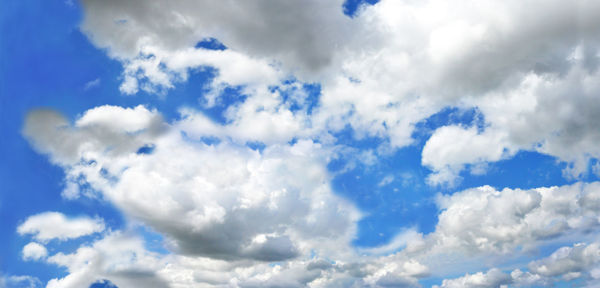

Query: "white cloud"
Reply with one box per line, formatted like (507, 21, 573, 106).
(45, 231, 168, 288)
(76, 0, 600, 184)
(427, 182, 600, 255)
(528, 242, 600, 280)
(23, 103, 600, 286)
(433, 268, 512, 288)
(434, 241, 600, 287)
(22, 242, 48, 261)
(17, 212, 105, 242)
(422, 126, 514, 186)
(20, 0, 600, 284)
(0, 275, 42, 288)
(84, 78, 101, 90)
(23, 107, 360, 262)
(377, 175, 394, 187)
(37, 228, 431, 288)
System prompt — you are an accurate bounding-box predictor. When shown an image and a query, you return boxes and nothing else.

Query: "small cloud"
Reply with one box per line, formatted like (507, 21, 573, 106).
(378, 175, 394, 187)
(17, 211, 105, 242)
(84, 78, 101, 90)
(22, 242, 47, 261)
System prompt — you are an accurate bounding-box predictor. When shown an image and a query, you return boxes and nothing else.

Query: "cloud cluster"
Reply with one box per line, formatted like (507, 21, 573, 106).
(428, 182, 600, 254)
(436, 240, 600, 287)
(17, 0, 600, 286)
(22, 104, 600, 286)
(23, 106, 361, 263)
(77, 0, 600, 186)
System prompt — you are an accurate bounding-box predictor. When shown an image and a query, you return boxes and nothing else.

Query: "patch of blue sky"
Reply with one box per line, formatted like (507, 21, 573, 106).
(342, 0, 380, 17)
(136, 144, 156, 155)
(246, 141, 267, 152)
(195, 38, 227, 51)
(90, 279, 118, 288)
(133, 225, 170, 255)
(328, 125, 437, 247)
(328, 107, 483, 246)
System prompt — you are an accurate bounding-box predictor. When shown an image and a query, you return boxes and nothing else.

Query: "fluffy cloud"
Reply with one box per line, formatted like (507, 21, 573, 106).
(21, 242, 47, 261)
(37, 229, 429, 288)
(421, 126, 514, 186)
(45, 232, 168, 288)
(23, 106, 360, 262)
(20, 0, 600, 285)
(528, 242, 600, 281)
(427, 182, 600, 255)
(435, 241, 600, 287)
(21, 105, 440, 286)
(77, 0, 600, 185)
(17, 212, 105, 242)
(433, 268, 512, 288)
(23, 103, 600, 286)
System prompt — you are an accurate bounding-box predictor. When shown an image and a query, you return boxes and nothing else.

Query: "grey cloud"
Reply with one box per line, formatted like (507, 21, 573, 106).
(80, 0, 358, 74)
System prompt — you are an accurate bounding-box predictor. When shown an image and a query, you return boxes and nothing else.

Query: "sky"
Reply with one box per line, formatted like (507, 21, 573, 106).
(2, 0, 600, 287)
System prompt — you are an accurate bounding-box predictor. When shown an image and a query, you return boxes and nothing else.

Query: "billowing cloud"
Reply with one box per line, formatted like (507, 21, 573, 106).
(425, 182, 600, 255)
(77, 0, 600, 185)
(17, 211, 105, 242)
(435, 241, 600, 287)
(23, 106, 360, 262)
(45, 232, 168, 288)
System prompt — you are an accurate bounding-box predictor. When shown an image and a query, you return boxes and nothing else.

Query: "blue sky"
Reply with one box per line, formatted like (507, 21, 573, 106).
(2, 1, 600, 287)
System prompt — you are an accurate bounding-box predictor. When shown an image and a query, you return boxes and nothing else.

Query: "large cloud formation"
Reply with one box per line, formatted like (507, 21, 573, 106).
(16, 0, 600, 287)
(21, 105, 600, 287)
(77, 0, 600, 186)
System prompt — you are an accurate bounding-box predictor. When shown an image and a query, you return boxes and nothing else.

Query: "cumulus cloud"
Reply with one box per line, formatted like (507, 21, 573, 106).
(528, 242, 600, 281)
(23, 102, 600, 286)
(23, 106, 360, 262)
(435, 241, 600, 287)
(30, 228, 429, 288)
(433, 268, 512, 288)
(45, 231, 168, 288)
(17, 212, 105, 241)
(427, 182, 600, 255)
(20, 0, 600, 285)
(76, 0, 600, 185)
(22, 242, 48, 261)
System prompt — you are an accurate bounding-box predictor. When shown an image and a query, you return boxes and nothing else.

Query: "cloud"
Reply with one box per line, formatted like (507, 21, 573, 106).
(427, 182, 600, 255)
(422, 126, 514, 186)
(35, 228, 431, 288)
(23, 106, 360, 262)
(17, 212, 105, 242)
(77, 0, 600, 184)
(433, 268, 512, 288)
(23, 103, 600, 286)
(84, 78, 101, 90)
(22, 242, 48, 261)
(0, 275, 42, 288)
(528, 242, 600, 281)
(434, 241, 600, 287)
(20, 1, 600, 285)
(45, 231, 168, 288)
